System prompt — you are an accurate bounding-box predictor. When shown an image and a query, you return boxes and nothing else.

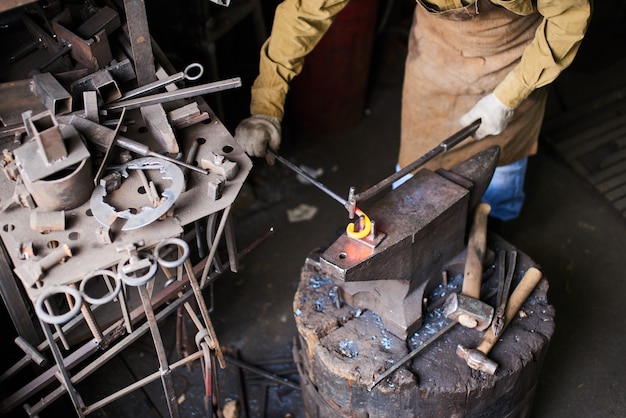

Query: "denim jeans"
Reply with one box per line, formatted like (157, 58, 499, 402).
(392, 157, 528, 221)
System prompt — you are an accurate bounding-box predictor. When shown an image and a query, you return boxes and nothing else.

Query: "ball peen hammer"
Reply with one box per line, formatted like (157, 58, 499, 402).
(456, 266, 543, 375)
(444, 202, 494, 330)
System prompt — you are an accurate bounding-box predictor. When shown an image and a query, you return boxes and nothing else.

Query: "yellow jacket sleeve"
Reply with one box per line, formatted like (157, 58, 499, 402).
(250, 0, 351, 119)
(493, 0, 593, 109)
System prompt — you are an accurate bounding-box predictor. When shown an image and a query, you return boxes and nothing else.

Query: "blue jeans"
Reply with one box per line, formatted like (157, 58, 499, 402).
(392, 157, 528, 221)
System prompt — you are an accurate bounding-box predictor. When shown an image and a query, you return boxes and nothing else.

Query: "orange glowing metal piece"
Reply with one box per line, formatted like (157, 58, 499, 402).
(346, 208, 371, 240)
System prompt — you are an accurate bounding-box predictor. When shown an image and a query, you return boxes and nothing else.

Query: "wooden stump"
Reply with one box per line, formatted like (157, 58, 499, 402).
(293, 235, 555, 418)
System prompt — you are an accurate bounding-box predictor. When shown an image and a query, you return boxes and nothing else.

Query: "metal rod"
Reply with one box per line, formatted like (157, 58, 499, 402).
(112, 71, 185, 102)
(355, 119, 481, 203)
(103, 78, 242, 111)
(368, 319, 458, 391)
(137, 285, 181, 418)
(267, 150, 347, 206)
(224, 354, 301, 391)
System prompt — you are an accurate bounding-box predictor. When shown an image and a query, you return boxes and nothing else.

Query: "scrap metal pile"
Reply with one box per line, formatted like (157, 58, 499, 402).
(0, 1, 251, 417)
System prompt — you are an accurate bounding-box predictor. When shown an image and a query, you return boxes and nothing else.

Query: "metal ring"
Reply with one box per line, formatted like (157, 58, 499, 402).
(117, 254, 158, 287)
(35, 285, 83, 325)
(154, 237, 189, 269)
(184, 63, 204, 81)
(79, 270, 122, 305)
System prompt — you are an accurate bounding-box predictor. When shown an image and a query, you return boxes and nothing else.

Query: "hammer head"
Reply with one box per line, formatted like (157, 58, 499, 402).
(443, 292, 494, 331)
(456, 344, 498, 375)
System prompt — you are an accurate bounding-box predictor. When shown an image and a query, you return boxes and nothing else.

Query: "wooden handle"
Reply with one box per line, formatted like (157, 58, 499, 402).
(462, 202, 491, 298)
(477, 267, 543, 354)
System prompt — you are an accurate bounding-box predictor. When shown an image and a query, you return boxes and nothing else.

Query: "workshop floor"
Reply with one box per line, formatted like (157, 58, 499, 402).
(2, 2, 626, 417)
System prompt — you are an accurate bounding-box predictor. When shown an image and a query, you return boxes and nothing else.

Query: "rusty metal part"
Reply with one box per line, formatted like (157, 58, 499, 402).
(201, 152, 238, 180)
(31, 73, 73, 115)
(14, 336, 47, 367)
(74, 5, 121, 40)
(21, 14, 72, 72)
(492, 250, 517, 337)
(456, 267, 543, 375)
(368, 318, 458, 391)
(30, 210, 65, 232)
(52, 9, 114, 70)
(443, 202, 494, 331)
(122, 0, 157, 86)
(14, 243, 72, 288)
(70, 69, 122, 104)
(13, 115, 93, 211)
(168, 102, 210, 130)
(140, 104, 178, 153)
(102, 78, 243, 111)
(90, 157, 185, 231)
(59, 114, 208, 175)
(318, 147, 498, 339)
(27, 110, 67, 164)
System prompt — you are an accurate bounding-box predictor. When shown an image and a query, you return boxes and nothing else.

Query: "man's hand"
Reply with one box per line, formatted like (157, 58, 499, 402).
(234, 114, 281, 164)
(460, 93, 513, 140)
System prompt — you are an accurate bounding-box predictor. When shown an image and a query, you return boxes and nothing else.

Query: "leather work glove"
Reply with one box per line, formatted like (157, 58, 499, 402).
(459, 93, 514, 140)
(234, 114, 282, 164)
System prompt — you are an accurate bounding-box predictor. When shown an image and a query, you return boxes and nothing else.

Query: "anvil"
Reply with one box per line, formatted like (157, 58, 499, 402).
(318, 146, 500, 339)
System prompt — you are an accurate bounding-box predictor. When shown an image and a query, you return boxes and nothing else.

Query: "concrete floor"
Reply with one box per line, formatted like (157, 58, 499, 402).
(2, 1, 626, 417)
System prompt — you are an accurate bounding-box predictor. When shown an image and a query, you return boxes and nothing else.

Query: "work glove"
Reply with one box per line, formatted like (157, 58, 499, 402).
(459, 93, 514, 140)
(234, 114, 282, 164)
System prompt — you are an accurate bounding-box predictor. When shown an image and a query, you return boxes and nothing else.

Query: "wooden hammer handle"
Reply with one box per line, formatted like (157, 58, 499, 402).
(477, 267, 543, 354)
(462, 202, 491, 299)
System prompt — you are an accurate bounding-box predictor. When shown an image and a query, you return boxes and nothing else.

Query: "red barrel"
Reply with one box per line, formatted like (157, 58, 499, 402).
(289, 0, 380, 134)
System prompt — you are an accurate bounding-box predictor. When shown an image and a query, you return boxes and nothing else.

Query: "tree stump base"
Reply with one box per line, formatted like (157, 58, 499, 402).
(293, 234, 555, 418)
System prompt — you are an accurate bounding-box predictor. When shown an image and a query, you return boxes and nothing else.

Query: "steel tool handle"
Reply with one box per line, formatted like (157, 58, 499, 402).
(477, 267, 543, 354)
(462, 202, 491, 298)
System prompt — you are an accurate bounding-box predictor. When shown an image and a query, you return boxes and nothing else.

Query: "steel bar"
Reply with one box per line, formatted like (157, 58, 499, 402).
(368, 319, 459, 391)
(103, 78, 242, 111)
(83, 350, 204, 414)
(137, 284, 181, 418)
(123, 0, 156, 86)
(201, 205, 232, 288)
(267, 150, 347, 206)
(38, 319, 86, 417)
(184, 258, 225, 368)
(354, 119, 481, 204)
(113, 71, 185, 102)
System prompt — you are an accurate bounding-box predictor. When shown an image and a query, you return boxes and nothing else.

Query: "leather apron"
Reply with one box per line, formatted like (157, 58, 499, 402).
(399, 0, 547, 171)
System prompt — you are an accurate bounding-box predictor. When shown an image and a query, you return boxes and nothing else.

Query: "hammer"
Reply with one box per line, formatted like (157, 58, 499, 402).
(456, 266, 543, 374)
(443, 202, 494, 331)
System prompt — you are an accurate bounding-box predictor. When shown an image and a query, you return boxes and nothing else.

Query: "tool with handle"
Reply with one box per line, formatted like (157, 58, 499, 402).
(456, 266, 543, 375)
(443, 202, 494, 330)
